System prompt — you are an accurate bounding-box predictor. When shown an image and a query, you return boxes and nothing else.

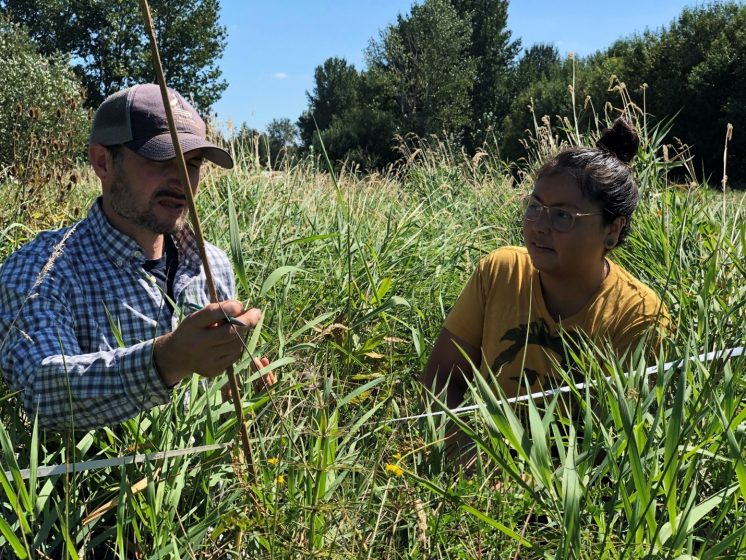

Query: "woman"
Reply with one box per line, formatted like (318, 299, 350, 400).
(423, 118, 666, 414)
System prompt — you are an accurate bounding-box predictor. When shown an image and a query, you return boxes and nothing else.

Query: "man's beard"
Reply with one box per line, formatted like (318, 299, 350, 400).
(109, 172, 186, 235)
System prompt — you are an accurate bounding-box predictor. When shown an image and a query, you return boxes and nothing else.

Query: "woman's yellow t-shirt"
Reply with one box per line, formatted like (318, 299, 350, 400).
(443, 246, 666, 398)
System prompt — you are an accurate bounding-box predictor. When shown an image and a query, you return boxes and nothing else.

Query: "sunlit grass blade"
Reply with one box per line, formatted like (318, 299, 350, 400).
(0, 515, 28, 559)
(259, 265, 305, 298)
(226, 179, 249, 294)
(559, 426, 580, 559)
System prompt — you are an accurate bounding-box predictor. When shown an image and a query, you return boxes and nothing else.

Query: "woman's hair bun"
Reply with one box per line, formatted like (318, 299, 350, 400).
(596, 117, 639, 164)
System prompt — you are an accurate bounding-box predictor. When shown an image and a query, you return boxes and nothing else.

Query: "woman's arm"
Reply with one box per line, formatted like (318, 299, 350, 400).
(421, 328, 481, 409)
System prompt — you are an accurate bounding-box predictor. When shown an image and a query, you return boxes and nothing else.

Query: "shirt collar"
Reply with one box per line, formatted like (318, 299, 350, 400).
(88, 197, 201, 272)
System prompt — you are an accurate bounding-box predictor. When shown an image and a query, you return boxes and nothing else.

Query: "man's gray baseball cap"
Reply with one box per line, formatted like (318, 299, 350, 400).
(89, 84, 233, 169)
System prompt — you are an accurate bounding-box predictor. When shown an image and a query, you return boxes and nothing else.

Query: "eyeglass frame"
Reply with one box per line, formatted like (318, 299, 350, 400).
(521, 195, 604, 233)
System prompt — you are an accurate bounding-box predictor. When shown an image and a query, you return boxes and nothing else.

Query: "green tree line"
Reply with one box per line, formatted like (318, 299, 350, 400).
(298, 0, 745, 184)
(0, 0, 226, 110)
(0, 1, 743, 184)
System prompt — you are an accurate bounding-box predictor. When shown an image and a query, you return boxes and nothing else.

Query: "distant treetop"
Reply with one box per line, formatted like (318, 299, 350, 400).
(0, 0, 228, 111)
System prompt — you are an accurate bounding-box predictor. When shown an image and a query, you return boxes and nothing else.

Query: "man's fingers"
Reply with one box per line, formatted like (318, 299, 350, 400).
(253, 372, 276, 392)
(179, 301, 264, 379)
(250, 356, 270, 372)
(235, 307, 261, 329)
(188, 301, 244, 327)
(187, 301, 261, 330)
(248, 356, 276, 391)
(193, 322, 248, 348)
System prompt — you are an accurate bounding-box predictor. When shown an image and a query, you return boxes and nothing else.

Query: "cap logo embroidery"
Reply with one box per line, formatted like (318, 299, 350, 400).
(169, 94, 194, 123)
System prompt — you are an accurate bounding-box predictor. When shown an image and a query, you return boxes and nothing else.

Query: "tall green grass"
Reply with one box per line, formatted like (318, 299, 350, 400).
(0, 117, 744, 558)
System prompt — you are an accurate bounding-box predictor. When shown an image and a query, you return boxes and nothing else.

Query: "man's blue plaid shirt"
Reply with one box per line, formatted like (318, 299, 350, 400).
(0, 198, 235, 431)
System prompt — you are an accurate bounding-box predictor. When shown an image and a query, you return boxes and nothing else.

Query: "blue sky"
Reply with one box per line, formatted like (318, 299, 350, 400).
(213, 0, 705, 132)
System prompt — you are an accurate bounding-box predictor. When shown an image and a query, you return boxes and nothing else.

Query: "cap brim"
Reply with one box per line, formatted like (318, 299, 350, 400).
(126, 133, 234, 169)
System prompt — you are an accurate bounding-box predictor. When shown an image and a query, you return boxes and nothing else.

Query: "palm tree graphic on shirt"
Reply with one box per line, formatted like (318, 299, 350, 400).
(490, 318, 583, 388)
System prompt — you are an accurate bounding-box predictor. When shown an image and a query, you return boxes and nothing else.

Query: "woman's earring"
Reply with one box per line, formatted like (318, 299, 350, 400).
(605, 238, 616, 249)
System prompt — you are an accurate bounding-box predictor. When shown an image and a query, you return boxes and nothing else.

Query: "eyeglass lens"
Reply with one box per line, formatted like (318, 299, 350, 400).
(523, 198, 575, 232)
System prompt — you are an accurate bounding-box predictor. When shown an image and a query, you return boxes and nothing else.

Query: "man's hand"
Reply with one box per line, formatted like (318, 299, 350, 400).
(220, 356, 277, 402)
(154, 300, 260, 387)
(252, 356, 277, 392)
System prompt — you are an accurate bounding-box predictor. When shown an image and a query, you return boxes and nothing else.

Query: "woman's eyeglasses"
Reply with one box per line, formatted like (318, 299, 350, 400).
(522, 196, 602, 233)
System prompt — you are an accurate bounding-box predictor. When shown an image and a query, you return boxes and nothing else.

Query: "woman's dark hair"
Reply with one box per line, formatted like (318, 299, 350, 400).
(536, 117, 640, 246)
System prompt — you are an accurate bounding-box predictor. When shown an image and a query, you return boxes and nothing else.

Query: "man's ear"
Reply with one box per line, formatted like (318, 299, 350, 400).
(89, 144, 114, 181)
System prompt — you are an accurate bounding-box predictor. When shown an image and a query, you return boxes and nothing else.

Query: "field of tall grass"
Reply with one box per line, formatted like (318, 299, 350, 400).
(1, 111, 745, 558)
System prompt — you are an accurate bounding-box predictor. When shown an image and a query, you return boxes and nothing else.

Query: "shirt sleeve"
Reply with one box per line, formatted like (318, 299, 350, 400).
(0, 275, 172, 432)
(443, 258, 489, 348)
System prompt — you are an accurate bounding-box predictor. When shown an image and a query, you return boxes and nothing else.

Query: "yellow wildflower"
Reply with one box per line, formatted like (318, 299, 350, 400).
(385, 464, 404, 477)
(392, 453, 401, 460)
(276, 474, 286, 484)
(349, 390, 371, 405)
(267, 457, 278, 466)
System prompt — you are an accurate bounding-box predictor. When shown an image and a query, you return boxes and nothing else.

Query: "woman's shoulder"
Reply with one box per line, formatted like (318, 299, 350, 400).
(474, 246, 533, 291)
(598, 261, 670, 352)
(480, 245, 531, 270)
(606, 260, 665, 316)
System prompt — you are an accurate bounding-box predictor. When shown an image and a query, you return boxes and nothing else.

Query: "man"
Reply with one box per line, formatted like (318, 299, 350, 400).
(0, 83, 269, 431)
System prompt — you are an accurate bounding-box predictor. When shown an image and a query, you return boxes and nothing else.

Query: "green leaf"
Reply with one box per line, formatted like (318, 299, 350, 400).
(560, 427, 580, 557)
(226, 181, 249, 294)
(663, 368, 685, 532)
(460, 504, 531, 548)
(283, 233, 339, 246)
(259, 265, 305, 297)
(287, 311, 336, 344)
(0, 515, 28, 559)
(659, 482, 740, 544)
(29, 417, 38, 513)
(336, 377, 386, 409)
